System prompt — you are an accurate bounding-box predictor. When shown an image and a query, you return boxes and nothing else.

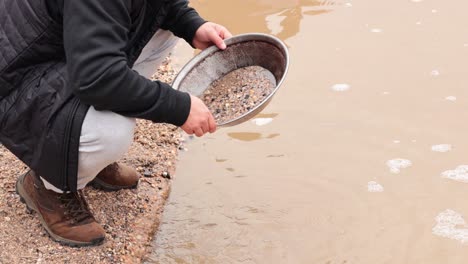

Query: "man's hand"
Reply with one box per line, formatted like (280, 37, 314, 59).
(192, 22, 233, 50)
(181, 95, 217, 137)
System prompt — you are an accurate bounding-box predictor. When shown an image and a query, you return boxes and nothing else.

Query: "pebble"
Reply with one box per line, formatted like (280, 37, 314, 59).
(162, 171, 171, 179)
(143, 169, 153, 177)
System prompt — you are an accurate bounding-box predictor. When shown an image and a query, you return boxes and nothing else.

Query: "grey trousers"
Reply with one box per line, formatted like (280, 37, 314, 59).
(42, 30, 179, 192)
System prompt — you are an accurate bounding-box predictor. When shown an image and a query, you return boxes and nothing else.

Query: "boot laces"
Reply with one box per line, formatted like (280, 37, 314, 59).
(59, 191, 92, 224)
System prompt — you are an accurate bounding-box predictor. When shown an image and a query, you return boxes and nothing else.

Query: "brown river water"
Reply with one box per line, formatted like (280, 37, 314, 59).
(147, 0, 468, 263)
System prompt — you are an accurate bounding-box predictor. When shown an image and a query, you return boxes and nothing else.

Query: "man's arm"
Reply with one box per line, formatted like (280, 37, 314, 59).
(160, 0, 207, 45)
(161, 0, 232, 51)
(63, 0, 191, 126)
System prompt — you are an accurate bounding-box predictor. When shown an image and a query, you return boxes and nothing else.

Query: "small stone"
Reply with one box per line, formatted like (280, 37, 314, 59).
(143, 169, 153, 177)
(162, 171, 171, 179)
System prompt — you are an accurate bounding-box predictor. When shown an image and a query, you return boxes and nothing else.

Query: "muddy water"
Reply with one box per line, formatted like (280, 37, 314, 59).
(147, 0, 468, 263)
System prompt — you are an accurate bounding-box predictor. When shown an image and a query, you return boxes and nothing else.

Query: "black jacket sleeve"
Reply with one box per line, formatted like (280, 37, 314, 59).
(63, 0, 191, 126)
(160, 0, 207, 45)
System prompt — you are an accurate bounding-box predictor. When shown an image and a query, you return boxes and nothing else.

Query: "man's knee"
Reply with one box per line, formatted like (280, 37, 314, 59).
(75, 107, 136, 189)
(80, 107, 136, 164)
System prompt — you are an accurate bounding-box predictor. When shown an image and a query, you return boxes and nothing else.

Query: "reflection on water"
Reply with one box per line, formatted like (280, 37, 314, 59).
(148, 0, 468, 263)
(191, 0, 335, 42)
(226, 132, 281, 141)
(227, 132, 262, 141)
(265, 133, 280, 139)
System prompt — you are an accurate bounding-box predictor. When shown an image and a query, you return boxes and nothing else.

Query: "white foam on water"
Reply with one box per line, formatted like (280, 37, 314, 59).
(441, 165, 468, 183)
(382, 91, 390, 95)
(431, 144, 452, 153)
(386, 158, 412, 174)
(431, 70, 440, 76)
(393, 140, 401, 144)
(411, 0, 423, 2)
(370, 28, 382, 33)
(432, 9, 438, 13)
(367, 181, 384, 192)
(345, 2, 353, 7)
(433, 209, 468, 243)
(331, 83, 351, 92)
(445, 96, 457, 101)
(251, 118, 273, 126)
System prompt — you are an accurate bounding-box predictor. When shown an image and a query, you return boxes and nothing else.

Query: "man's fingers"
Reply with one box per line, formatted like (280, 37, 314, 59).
(194, 127, 204, 137)
(201, 118, 210, 134)
(181, 126, 193, 135)
(208, 29, 226, 50)
(218, 26, 233, 39)
(224, 31, 233, 39)
(208, 114, 217, 133)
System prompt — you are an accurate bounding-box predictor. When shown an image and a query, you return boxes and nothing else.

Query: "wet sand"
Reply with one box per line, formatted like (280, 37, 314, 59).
(149, 0, 468, 263)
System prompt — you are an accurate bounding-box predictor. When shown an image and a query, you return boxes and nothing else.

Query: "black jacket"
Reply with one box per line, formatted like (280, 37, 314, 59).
(0, 0, 205, 191)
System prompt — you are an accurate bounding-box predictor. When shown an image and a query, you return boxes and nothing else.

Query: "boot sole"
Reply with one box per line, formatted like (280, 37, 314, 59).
(16, 172, 105, 247)
(90, 177, 138, 191)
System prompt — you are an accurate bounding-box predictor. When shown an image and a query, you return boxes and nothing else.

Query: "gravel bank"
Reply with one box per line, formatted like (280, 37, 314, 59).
(0, 58, 183, 264)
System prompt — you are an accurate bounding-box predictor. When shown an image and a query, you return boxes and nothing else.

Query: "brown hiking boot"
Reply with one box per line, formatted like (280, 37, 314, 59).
(91, 162, 140, 191)
(16, 170, 105, 247)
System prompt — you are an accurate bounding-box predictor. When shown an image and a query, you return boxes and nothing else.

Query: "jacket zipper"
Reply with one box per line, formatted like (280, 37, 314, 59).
(60, 97, 81, 191)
